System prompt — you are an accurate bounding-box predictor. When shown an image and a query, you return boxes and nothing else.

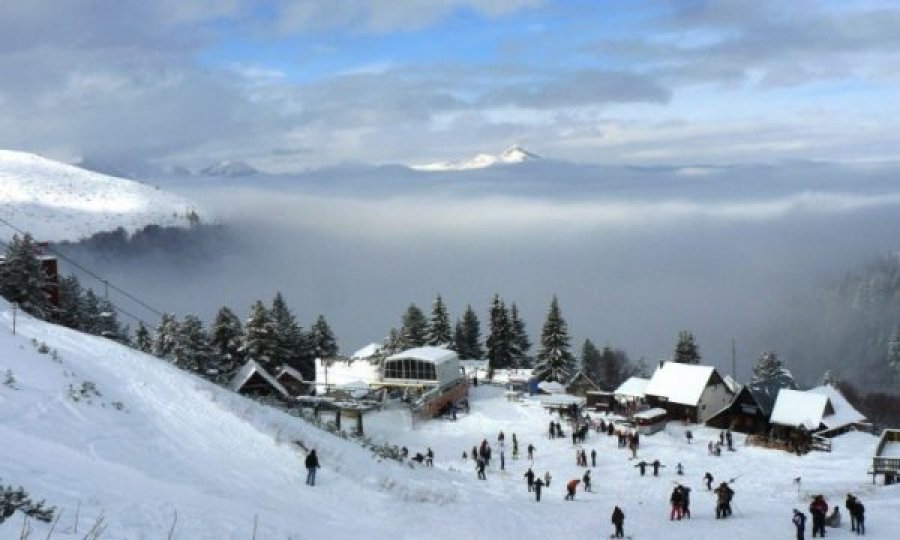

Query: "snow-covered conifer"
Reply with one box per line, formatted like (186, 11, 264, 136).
(152, 313, 180, 360)
(673, 331, 701, 364)
(311, 314, 338, 359)
(134, 321, 152, 353)
(241, 300, 279, 370)
(400, 304, 428, 349)
(174, 314, 210, 373)
(0, 233, 50, 318)
(752, 350, 784, 382)
(426, 294, 453, 346)
(509, 303, 531, 368)
(533, 296, 574, 382)
(486, 294, 514, 378)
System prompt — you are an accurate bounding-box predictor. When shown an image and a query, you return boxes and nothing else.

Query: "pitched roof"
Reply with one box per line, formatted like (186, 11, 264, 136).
(567, 370, 602, 390)
(275, 365, 306, 382)
(385, 346, 457, 364)
(229, 359, 289, 399)
(351, 342, 381, 359)
(614, 376, 650, 399)
(808, 384, 867, 429)
(769, 388, 831, 429)
(745, 372, 798, 418)
(643, 362, 718, 406)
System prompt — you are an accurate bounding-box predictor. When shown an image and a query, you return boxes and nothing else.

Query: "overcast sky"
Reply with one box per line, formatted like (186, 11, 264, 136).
(2, 0, 899, 171)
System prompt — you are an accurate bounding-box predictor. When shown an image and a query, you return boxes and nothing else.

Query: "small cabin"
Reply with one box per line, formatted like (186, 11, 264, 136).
(566, 370, 602, 397)
(632, 407, 668, 435)
(643, 362, 733, 423)
(274, 365, 312, 397)
(229, 359, 289, 401)
(872, 429, 900, 485)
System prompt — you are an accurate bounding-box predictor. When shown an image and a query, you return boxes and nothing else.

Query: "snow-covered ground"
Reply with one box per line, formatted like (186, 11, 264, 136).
(1, 298, 898, 538)
(0, 150, 207, 242)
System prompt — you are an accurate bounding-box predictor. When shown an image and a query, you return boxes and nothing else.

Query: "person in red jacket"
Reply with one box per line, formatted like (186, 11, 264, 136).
(809, 495, 828, 537)
(564, 479, 580, 500)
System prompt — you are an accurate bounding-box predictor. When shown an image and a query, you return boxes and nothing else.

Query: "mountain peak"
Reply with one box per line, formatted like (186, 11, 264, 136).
(199, 159, 259, 177)
(411, 145, 540, 172)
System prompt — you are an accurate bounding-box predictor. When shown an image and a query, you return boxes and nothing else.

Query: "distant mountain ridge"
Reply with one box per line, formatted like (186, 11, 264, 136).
(0, 149, 207, 242)
(199, 159, 259, 177)
(411, 145, 540, 171)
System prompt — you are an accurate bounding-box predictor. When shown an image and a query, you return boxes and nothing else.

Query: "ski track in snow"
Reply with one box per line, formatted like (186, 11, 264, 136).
(1, 299, 899, 538)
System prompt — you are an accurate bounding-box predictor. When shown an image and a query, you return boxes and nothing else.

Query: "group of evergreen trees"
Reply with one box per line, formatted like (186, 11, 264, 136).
(147, 293, 337, 382)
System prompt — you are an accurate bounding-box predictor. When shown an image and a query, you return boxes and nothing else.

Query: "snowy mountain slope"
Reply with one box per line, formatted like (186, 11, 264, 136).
(0, 150, 207, 242)
(411, 145, 540, 171)
(2, 298, 899, 539)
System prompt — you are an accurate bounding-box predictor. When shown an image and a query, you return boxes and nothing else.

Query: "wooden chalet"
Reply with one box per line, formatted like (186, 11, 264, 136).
(274, 365, 312, 397)
(871, 429, 900, 485)
(229, 359, 289, 401)
(706, 372, 796, 434)
(643, 362, 734, 423)
(566, 370, 602, 396)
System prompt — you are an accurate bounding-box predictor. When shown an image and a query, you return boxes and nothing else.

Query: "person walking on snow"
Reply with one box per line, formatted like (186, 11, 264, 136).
(305, 449, 320, 486)
(635, 460, 648, 476)
(564, 479, 580, 500)
(591, 448, 597, 467)
(533, 477, 544, 502)
(652, 459, 664, 476)
(611, 506, 625, 538)
(476, 457, 487, 480)
(809, 494, 828, 538)
(670, 486, 683, 520)
(679, 485, 692, 518)
(425, 447, 434, 467)
(582, 470, 592, 492)
(544, 471, 552, 488)
(527, 443, 535, 460)
(793, 509, 807, 540)
(524, 468, 535, 492)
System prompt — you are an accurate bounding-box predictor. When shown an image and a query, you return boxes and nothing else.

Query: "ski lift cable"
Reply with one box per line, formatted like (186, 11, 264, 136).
(0, 215, 165, 320)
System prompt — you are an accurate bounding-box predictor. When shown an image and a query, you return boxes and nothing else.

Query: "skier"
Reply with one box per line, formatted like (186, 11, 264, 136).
(686, 429, 693, 444)
(670, 486, 683, 520)
(793, 509, 807, 540)
(544, 471, 552, 488)
(500, 441, 506, 471)
(581, 449, 588, 467)
(652, 459, 664, 476)
(527, 443, 535, 460)
(476, 457, 487, 480)
(549, 420, 556, 439)
(591, 448, 597, 467)
(582, 470, 592, 492)
(846, 494, 859, 533)
(726, 429, 734, 451)
(676, 462, 684, 475)
(704, 472, 714, 490)
(401, 446, 409, 459)
(498, 430, 505, 443)
(635, 460, 648, 476)
(564, 479, 580, 501)
(472, 445, 479, 463)
(425, 447, 434, 467)
(524, 468, 535, 492)
(611, 506, 625, 538)
(305, 449, 320, 486)
(708, 441, 714, 455)
(533, 477, 544, 502)
(809, 495, 828, 538)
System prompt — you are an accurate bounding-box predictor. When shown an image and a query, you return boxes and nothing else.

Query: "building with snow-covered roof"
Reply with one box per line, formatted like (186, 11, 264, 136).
(643, 362, 733, 423)
(769, 388, 833, 431)
(274, 365, 311, 397)
(351, 342, 382, 360)
(230, 359, 289, 401)
(808, 384, 870, 436)
(380, 347, 468, 419)
(706, 372, 798, 434)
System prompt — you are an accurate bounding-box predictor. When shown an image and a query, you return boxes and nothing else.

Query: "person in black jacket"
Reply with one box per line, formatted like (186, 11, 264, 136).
(793, 509, 807, 540)
(611, 506, 625, 538)
(305, 449, 320, 486)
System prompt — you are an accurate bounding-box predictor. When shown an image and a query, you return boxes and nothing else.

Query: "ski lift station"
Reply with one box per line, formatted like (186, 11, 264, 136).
(376, 346, 468, 418)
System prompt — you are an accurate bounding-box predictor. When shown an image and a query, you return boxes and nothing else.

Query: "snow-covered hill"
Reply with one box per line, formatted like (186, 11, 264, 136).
(0, 150, 206, 242)
(198, 159, 259, 177)
(411, 145, 540, 171)
(2, 298, 898, 538)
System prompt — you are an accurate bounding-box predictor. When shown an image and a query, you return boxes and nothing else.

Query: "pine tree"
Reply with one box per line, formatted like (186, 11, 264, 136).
(174, 314, 210, 373)
(400, 304, 428, 349)
(78, 289, 103, 335)
(0, 233, 50, 318)
(509, 303, 531, 368)
(462, 305, 483, 359)
(426, 294, 453, 346)
(888, 328, 900, 378)
(152, 313, 180, 359)
(241, 300, 279, 370)
(134, 321, 152, 353)
(452, 319, 465, 355)
(209, 306, 243, 377)
(55, 275, 83, 329)
(534, 296, 575, 382)
(486, 294, 514, 378)
(581, 339, 603, 383)
(752, 350, 784, 382)
(311, 314, 338, 359)
(382, 327, 404, 357)
(270, 292, 309, 375)
(673, 331, 701, 364)
(600, 346, 629, 389)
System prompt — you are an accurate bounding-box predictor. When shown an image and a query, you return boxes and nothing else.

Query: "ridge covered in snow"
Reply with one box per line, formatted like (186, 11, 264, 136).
(0, 149, 207, 242)
(198, 159, 259, 177)
(411, 145, 540, 171)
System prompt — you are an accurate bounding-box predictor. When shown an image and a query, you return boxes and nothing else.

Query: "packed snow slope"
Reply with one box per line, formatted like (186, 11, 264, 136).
(0, 150, 206, 242)
(2, 298, 899, 538)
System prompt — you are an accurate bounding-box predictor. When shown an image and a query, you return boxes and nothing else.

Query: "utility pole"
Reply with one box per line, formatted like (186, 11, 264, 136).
(11, 302, 18, 335)
(731, 338, 737, 378)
